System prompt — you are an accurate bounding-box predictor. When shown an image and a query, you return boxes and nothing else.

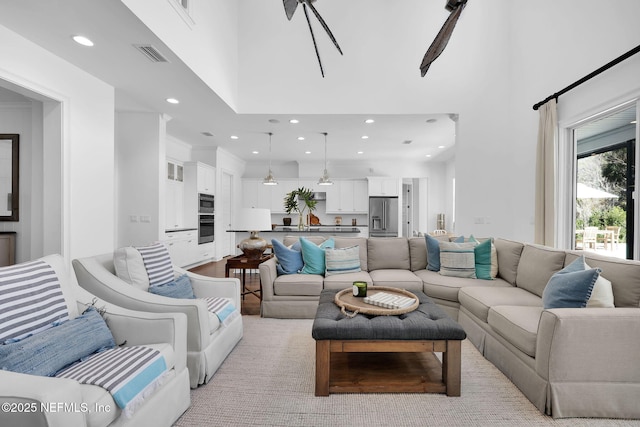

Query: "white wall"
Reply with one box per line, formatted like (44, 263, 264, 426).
(121, 0, 239, 110)
(506, 0, 640, 243)
(116, 112, 167, 247)
(0, 24, 115, 261)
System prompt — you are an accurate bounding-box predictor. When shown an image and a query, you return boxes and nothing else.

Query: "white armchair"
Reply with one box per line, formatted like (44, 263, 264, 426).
(72, 252, 243, 388)
(0, 254, 191, 427)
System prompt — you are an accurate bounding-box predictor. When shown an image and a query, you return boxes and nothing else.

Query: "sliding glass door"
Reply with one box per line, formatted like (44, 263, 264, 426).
(573, 105, 637, 259)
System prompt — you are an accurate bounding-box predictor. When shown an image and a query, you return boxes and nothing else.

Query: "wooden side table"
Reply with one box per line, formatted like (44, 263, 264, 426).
(225, 253, 273, 300)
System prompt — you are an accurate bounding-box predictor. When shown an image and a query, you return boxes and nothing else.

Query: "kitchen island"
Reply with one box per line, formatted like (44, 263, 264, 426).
(229, 226, 367, 255)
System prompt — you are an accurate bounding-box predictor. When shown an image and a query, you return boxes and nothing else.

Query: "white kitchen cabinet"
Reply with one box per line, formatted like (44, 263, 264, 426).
(326, 180, 368, 214)
(196, 163, 215, 194)
(165, 159, 185, 230)
(241, 179, 271, 209)
(367, 177, 399, 197)
(270, 181, 293, 213)
(163, 230, 197, 267)
(165, 179, 184, 230)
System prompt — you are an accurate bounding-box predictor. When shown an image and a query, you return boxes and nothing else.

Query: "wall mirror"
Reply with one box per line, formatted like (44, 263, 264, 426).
(0, 134, 19, 221)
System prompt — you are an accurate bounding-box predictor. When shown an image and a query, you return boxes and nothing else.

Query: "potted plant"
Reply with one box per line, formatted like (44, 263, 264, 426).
(284, 187, 317, 230)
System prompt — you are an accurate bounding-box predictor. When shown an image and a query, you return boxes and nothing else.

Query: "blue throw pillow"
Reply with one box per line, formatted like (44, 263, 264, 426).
(271, 239, 304, 275)
(426, 234, 442, 271)
(0, 307, 116, 377)
(542, 256, 601, 309)
(299, 237, 335, 275)
(149, 273, 196, 299)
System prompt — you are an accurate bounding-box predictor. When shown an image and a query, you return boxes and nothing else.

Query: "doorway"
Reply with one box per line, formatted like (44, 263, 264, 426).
(574, 105, 636, 259)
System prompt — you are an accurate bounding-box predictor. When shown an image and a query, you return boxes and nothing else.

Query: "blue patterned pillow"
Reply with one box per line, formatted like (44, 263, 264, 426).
(542, 256, 601, 309)
(271, 239, 304, 275)
(0, 307, 115, 377)
(325, 245, 361, 276)
(299, 237, 335, 275)
(148, 274, 196, 299)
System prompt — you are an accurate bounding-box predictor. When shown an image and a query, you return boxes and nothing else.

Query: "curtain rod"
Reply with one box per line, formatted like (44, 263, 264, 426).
(532, 44, 640, 111)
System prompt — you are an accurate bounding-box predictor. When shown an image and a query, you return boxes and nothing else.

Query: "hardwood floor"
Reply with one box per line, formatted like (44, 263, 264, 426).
(189, 257, 262, 316)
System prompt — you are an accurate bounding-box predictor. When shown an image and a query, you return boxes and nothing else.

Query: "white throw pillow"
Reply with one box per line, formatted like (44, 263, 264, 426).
(585, 262, 615, 308)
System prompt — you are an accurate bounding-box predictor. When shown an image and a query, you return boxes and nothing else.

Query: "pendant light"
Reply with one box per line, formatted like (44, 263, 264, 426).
(318, 132, 333, 186)
(263, 132, 278, 186)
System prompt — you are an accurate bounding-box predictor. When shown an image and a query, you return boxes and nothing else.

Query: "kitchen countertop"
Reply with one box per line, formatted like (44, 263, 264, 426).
(165, 227, 198, 233)
(229, 226, 361, 233)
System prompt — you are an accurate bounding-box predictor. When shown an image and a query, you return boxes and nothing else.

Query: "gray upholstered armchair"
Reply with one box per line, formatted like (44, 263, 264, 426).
(72, 249, 243, 388)
(0, 254, 191, 427)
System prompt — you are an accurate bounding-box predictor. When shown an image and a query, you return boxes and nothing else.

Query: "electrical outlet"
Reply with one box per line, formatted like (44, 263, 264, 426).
(129, 215, 138, 222)
(140, 215, 151, 223)
(474, 217, 485, 224)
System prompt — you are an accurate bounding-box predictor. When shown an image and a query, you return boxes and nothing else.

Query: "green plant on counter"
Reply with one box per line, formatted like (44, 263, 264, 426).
(284, 187, 317, 229)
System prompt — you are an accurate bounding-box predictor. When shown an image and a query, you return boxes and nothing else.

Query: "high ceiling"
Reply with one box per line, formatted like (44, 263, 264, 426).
(0, 0, 456, 163)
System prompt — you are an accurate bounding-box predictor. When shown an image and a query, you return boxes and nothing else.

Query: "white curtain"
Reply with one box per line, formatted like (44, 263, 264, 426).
(534, 99, 557, 246)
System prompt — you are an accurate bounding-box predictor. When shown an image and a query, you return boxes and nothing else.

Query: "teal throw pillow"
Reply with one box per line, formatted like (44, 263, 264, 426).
(149, 273, 196, 299)
(425, 234, 441, 271)
(542, 256, 601, 309)
(0, 307, 116, 377)
(474, 239, 493, 280)
(271, 239, 304, 275)
(299, 237, 335, 275)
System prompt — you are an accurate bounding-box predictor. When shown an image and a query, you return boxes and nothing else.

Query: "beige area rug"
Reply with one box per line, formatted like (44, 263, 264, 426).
(174, 316, 639, 427)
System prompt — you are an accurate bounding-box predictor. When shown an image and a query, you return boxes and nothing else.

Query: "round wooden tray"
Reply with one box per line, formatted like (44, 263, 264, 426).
(334, 286, 419, 317)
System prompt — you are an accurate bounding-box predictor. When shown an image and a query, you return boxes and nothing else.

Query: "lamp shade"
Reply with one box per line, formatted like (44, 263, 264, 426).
(234, 208, 272, 231)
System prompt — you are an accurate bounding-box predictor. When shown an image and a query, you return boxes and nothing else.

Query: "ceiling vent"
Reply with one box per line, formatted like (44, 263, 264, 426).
(403, 140, 413, 145)
(201, 132, 214, 137)
(133, 44, 169, 63)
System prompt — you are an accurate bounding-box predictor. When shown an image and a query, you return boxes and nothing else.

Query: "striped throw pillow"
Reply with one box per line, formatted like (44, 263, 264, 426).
(137, 243, 174, 287)
(0, 260, 69, 343)
(439, 242, 477, 278)
(325, 246, 361, 276)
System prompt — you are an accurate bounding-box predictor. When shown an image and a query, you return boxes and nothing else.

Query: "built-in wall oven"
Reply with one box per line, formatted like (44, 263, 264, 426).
(198, 214, 214, 244)
(199, 193, 215, 214)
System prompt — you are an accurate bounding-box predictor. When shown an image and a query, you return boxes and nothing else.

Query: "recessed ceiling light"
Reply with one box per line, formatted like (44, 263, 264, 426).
(425, 154, 432, 157)
(365, 119, 375, 124)
(438, 145, 445, 149)
(305, 151, 311, 154)
(166, 98, 180, 104)
(252, 151, 259, 154)
(361, 135, 369, 140)
(289, 119, 299, 124)
(230, 135, 239, 140)
(357, 151, 364, 154)
(72, 35, 94, 46)
(297, 136, 305, 141)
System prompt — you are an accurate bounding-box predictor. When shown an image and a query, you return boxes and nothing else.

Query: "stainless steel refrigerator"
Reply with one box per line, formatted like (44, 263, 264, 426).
(369, 197, 399, 237)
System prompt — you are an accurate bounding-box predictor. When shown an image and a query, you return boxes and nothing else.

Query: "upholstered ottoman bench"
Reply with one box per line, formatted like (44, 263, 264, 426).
(312, 289, 467, 396)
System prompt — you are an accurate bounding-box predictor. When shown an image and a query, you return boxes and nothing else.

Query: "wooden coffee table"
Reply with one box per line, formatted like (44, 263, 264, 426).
(312, 289, 466, 396)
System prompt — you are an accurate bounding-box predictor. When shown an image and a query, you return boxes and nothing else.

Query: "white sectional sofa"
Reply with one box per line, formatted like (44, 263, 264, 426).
(259, 236, 640, 419)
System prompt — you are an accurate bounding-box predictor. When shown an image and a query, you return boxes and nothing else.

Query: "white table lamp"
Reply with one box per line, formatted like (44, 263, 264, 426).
(235, 208, 272, 259)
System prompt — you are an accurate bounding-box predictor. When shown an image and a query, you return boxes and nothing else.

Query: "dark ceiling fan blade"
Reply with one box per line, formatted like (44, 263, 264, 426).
(419, 1, 466, 77)
(302, 3, 325, 77)
(304, 0, 343, 55)
(283, 0, 298, 21)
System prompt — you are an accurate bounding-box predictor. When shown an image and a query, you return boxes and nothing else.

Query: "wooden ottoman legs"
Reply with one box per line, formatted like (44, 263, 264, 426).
(315, 340, 331, 396)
